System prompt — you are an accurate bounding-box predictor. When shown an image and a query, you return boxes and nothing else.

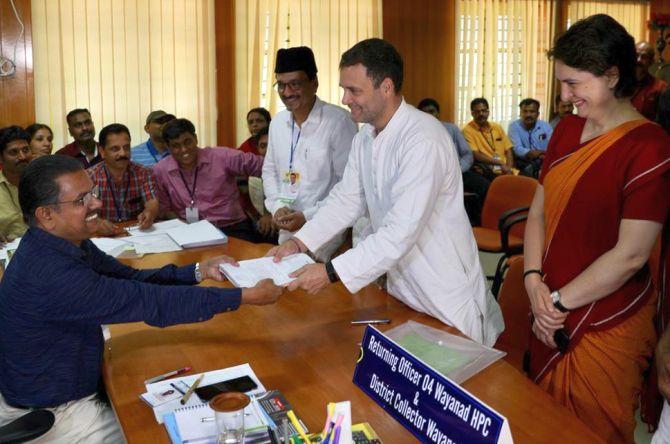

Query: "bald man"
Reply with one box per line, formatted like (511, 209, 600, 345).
(631, 41, 668, 120)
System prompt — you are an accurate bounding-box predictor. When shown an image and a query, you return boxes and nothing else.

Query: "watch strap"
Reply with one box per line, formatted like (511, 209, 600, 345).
(325, 261, 339, 283)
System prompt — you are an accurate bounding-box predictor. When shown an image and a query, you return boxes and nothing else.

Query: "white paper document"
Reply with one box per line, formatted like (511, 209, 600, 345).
(90, 237, 131, 258)
(126, 219, 188, 237)
(166, 220, 227, 249)
(219, 253, 315, 287)
(131, 234, 182, 254)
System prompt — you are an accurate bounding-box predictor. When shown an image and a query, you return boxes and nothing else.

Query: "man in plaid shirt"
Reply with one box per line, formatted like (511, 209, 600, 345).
(86, 123, 159, 235)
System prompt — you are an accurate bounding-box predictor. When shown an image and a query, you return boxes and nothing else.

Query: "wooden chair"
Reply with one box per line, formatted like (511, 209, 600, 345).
(494, 255, 531, 372)
(472, 175, 538, 296)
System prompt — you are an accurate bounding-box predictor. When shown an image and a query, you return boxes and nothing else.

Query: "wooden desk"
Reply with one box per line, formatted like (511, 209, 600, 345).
(104, 238, 603, 443)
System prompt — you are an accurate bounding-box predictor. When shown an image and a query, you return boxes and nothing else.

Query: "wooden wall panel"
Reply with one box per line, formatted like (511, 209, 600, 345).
(382, 0, 456, 121)
(0, 0, 34, 128)
(215, 0, 236, 147)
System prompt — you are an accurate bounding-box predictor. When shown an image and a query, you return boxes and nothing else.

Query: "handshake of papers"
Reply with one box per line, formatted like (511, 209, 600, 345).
(219, 254, 315, 288)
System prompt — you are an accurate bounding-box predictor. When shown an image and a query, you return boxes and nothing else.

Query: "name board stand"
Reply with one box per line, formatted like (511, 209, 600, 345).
(353, 326, 513, 444)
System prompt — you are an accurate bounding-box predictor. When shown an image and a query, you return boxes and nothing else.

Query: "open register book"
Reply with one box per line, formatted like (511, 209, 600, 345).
(219, 253, 315, 288)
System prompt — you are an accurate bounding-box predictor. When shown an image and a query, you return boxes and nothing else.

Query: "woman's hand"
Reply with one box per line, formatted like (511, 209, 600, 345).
(526, 274, 568, 345)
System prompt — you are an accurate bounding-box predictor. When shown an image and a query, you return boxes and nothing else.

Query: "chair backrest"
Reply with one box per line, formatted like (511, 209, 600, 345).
(494, 255, 531, 372)
(480, 175, 538, 238)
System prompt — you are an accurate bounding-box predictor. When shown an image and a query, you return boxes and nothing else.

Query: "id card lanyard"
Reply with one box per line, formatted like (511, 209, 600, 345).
(104, 165, 131, 222)
(178, 167, 200, 223)
(288, 119, 301, 173)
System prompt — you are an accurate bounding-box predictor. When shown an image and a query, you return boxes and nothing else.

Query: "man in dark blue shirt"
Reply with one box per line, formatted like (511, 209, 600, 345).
(0, 155, 283, 442)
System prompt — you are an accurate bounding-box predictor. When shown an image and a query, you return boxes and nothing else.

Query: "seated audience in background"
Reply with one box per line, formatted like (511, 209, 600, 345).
(632, 41, 668, 120)
(87, 124, 159, 234)
(0, 155, 283, 442)
(131, 111, 176, 167)
(263, 46, 357, 260)
(0, 126, 31, 241)
(154, 118, 272, 243)
(462, 97, 516, 179)
(418, 97, 490, 226)
(238, 107, 271, 154)
(56, 108, 102, 168)
(25, 123, 54, 158)
(549, 94, 574, 128)
(508, 98, 553, 178)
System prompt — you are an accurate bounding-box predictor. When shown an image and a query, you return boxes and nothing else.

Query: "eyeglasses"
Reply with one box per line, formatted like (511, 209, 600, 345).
(55, 186, 100, 207)
(273, 79, 307, 92)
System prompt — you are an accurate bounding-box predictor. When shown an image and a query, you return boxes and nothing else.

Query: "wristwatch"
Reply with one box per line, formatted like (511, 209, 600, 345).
(550, 290, 569, 313)
(325, 261, 340, 283)
(194, 262, 203, 283)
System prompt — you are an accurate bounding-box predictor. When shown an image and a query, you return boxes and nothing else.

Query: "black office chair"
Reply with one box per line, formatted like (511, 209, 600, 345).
(0, 410, 55, 444)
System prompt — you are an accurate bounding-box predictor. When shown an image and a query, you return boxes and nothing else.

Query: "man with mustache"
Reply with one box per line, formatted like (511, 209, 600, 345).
(0, 126, 31, 241)
(131, 110, 176, 167)
(508, 98, 552, 178)
(262, 46, 357, 260)
(0, 155, 283, 442)
(269, 39, 503, 347)
(56, 108, 102, 168)
(462, 97, 516, 178)
(86, 123, 159, 233)
(631, 41, 668, 121)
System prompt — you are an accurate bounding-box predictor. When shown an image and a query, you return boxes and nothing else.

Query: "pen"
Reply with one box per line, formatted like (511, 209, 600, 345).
(350, 319, 391, 325)
(170, 382, 186, 395)
(180, 373, 204, 405)
(144, 366, 192, 384)
(283, 419, 289, 444)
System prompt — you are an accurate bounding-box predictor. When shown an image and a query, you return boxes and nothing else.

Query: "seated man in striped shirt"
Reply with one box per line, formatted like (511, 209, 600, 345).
(87, 123, 159, 234)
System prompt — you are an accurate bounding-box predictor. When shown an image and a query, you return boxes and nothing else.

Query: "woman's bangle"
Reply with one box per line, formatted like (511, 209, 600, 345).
(523, 269, 543, 280)
(288, 237, 303, 252)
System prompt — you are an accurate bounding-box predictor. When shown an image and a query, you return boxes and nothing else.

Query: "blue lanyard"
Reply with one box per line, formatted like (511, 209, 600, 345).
(103, 165, 131, 222)
(146, 139, 160, 162)
(289, 119, 301, 173)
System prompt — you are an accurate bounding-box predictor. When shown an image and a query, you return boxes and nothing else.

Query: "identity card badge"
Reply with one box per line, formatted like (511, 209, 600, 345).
(185, 204, 199, 224)
(277, 171, 301, 205)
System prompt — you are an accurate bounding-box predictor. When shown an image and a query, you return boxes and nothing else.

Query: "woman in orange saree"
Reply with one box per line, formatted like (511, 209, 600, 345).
(523, 14, 670, 443)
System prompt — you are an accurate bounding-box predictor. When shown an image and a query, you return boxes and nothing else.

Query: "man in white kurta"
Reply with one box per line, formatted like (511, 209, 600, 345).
(271, 38, 503, 346)
(263, 46, 358, 261)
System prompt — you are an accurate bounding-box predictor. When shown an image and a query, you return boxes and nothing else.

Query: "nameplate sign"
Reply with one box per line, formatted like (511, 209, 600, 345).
(353, 326, 513, 444)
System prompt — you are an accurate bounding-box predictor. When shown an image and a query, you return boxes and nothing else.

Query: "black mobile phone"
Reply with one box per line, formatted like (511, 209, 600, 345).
(554, 329, 570, 354)
(194, 376, 258, 401)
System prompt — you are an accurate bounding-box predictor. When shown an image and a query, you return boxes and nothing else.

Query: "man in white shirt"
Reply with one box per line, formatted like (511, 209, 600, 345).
(262, 46, 358, 261)
(269, 38, 504, 346)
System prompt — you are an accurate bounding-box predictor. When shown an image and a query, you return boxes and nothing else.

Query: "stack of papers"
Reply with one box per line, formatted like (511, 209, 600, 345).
(94, 220, 228, 257)
(219, 254, 315, 287)
(0, 238, 21, 264)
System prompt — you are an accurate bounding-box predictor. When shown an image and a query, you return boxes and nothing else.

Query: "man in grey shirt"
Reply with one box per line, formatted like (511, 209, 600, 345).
(418, 98, 490, 225)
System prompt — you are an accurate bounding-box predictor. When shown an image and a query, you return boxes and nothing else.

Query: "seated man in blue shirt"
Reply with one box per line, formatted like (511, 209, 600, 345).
(418, 98, 490, 226)
(0, 155, 283, 442)
(131, 110, 176, 167)
(507, 98, 553, 178)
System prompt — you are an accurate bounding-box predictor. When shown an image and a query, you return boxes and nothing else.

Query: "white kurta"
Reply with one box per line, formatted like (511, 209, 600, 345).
(263, 97, 358, 260)
(295, 100, 504, 346)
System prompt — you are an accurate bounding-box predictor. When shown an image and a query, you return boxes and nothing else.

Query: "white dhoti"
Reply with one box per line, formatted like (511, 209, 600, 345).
(0, 392, 124, 443)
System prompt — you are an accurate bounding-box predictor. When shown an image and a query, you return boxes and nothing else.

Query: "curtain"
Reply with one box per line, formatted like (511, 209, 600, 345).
(235, 0, 382, 146)
(456, 0, 557, 130)
(31, 0, 217, 149)
(567, 0, 650, 42)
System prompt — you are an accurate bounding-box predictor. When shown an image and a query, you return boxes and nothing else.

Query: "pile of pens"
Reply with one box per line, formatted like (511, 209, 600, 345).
(281, 404, 344, 444)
